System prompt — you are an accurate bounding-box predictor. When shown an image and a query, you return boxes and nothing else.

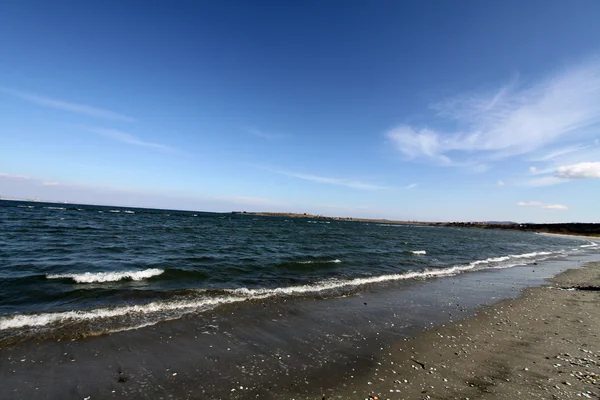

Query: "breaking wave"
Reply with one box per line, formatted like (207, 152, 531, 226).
(297, 259, 342, 264)
(0, 249, 575, 333)
(46, 268, 164, 283)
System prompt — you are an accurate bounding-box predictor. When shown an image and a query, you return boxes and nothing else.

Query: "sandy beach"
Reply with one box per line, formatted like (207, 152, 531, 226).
(322, 262, 600, 400)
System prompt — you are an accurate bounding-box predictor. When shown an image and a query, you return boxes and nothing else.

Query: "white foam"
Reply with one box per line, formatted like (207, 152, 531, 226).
(468, 251, 555, 268)
(297, 259, 342, 264)
(123, 210, 135, 214)
(108, 210, 121, 213)
(46, 268, 164, 283)
(0, 294, 270, 330)
(228, 265, 478, 298)
(410, 250, 426, 255)
(511, 251, 553, 258)
(45, 206, 65, 210)
(580, 243, 598, 248)
(470, 256, 511, 266)
(1, 250, 568, 333)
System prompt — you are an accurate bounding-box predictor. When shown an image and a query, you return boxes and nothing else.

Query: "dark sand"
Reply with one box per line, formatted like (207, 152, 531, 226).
(324, 263, 600, 400)
(1, 261, 599, 399)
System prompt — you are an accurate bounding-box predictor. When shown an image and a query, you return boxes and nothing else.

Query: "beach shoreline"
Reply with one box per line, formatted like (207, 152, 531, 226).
(317, 262, 600, 400)
(1, 256, 599, 399)
(538, 232, 600, 241)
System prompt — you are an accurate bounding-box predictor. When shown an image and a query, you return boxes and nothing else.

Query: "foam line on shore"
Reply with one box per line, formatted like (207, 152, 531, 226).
(0, 294, 270, 330)
(0, 249, 572, 332)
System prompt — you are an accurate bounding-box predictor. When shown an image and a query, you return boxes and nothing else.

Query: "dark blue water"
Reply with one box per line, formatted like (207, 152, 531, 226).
(0, 200, 597, 340)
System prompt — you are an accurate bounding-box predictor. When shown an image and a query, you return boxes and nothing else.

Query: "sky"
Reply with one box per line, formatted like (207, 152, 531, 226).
(1, 0, 600, 222)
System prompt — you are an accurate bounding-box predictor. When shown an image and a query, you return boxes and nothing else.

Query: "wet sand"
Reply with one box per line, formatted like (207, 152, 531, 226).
(1, 260, 599, 399)
(323, 262, 600, 400)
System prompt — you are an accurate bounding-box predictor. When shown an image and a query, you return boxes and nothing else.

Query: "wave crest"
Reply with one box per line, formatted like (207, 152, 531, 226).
(46, 268, 164, 283)
(297, 259, 341, 264)
(2, 249, 572, 333)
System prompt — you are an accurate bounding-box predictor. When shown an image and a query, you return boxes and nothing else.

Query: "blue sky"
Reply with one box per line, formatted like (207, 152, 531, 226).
(1, 0, 600, 222)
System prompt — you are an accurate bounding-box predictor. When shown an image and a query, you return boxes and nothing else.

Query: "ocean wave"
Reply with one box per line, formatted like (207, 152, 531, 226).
(1, 249, 570, 333)
(46, 268, 164, 283)
(4, 266, 484, 331)
(297, 259, 342, 264)
(580, 243, 598, 248)
(409, 250, 426, 255)
(0, 294, 269, 330)
(44, 206, 65, 210)
(123, 210, 135, 214)
(468, 251, 554, 267)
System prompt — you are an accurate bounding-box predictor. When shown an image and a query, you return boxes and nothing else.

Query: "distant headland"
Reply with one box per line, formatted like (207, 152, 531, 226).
(231, 211, 600, 237)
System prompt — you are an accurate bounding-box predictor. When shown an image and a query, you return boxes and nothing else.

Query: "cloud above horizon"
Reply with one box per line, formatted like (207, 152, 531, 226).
(517, 201, 568, 210)
(259, 166, 390, 190)
(1, 88, 136, 122)
(386, 59, 600, 168)
(86, 127, 174, 151)
(246, 128, 289, 140)
(554, 161, 600, 179)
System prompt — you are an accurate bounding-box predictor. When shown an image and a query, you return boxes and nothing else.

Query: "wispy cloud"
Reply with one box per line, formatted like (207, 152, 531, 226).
(522, 176, 566, 187)
(42, 181, 60, 186)
(517, 201, 568, 210)
(555, 162, 600, 179)
(386, 59, 600, 166)
(521, 161, 600, 186)
(497, 180, 505, 186)
(529, 144, 590, 162)
(258, 166, 390, 190)
(246, 128, 289, 140)
(1, 88, 136, 122)
(0, 172, 30, 181)
(85, 127, 174, 151)
(405, 183, 418, 189)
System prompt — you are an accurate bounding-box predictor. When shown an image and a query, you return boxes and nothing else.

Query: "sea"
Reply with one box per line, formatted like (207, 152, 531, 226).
(1, 199, 599, 346)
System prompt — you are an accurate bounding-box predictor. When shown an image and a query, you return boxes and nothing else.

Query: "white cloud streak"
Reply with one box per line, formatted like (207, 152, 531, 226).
(1, 88, 136, 122)
(405, 183, 418, 189)
(259, 167, 390, 190)
(387, 59, 600, 165)
(517, 201, 568, 210)
(247, 128, 289, 140)
(530, 144, 590, 162)
(0, 173, 30, 181)
(86, 127, 174, 151)
(554, 162, 600, 179)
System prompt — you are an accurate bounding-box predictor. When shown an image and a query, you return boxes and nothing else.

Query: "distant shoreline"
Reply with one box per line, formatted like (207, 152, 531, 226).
(230, 210, 428, 225)
(232, 211, 600, 238)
